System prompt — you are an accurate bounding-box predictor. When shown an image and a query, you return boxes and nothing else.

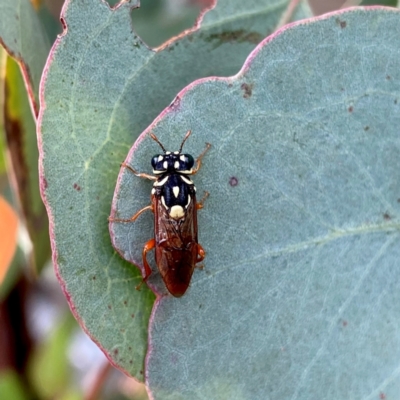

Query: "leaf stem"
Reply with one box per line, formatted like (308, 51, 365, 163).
(84, 360, 113, 400)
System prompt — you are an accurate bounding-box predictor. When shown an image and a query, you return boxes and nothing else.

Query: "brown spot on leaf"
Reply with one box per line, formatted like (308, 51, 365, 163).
(395, 99, 398, 104)
(336, 18, 346, 28)
(73, 183, 81, 191)
(108, 305, 112, 310)
(131, 314, 135, 318)
(92, 276, 96, 280)
(348, 106, 353, 113)
(380, 392, 386, 400)
(383, 213, 391, 220)
(342, 320, 348, 327)
(386, 75, 391, 80)
(364, 126, 369, 131)
(123, 300, 127, 305)
(241, 83, 253, 98)
(114, 349, 119, 355)
(229, 176, 239, 187)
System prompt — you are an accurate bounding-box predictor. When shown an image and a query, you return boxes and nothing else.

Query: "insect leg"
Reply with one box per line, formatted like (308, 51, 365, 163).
(196, 243, 206, 264)
(121, 162, 157, 181)
(196, 191, 209, 209)
(109, 204, 153, 223)
(135, 238, 156, 291)
(191, 143, 211, 174)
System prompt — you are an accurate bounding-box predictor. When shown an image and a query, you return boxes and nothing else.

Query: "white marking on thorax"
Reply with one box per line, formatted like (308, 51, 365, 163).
(163, 161, 168, 169)
(180, 175, 193, 185)
(173, 186, 180, 198)
(174, 151, 179, 155)
(186, 194, 191, 208)
(154, 175, 169, 187)
(170, 205, 184, 219)
(180, 155, 186, 162)
(157, 155, 163, 162)
(161, 196, 167, 209)
(166, 151, 171, 155)
(174, 161, 180, 169)
(151, 188, 156, 195)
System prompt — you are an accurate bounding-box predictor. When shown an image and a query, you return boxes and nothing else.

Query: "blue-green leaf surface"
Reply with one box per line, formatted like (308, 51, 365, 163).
(0, 0, 50, 115)
(39, 0, 308, 381)
(111, 7, 400, 399)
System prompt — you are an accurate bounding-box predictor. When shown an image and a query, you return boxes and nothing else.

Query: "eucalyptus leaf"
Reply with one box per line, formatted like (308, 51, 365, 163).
(0, 0, 51, 115)
(131, 0, 200, 48)
(39, 0, 310, 381)
(111, 8, 400, 399)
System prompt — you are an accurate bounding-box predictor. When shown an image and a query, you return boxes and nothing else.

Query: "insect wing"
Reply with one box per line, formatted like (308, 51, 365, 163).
(153, 193, 198, 297)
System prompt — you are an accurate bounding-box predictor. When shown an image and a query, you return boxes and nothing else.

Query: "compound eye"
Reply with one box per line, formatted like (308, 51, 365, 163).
(182, 154, 194, 170)
(151, 154, 164, 170)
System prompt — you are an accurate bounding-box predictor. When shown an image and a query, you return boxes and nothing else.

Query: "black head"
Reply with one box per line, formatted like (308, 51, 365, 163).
(150, 131, 195, 175)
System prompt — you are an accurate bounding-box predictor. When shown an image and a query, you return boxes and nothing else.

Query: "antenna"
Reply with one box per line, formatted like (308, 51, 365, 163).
(149, 132, 166, 153)
(179, 130, 192, 153)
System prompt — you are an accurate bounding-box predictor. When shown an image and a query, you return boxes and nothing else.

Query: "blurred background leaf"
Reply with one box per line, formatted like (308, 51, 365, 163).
(4, 58, 50, 273)
(0, 370, 29, 400)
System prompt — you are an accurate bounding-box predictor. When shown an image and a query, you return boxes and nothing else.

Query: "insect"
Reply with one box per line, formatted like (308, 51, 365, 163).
(110, 130, 211, 297)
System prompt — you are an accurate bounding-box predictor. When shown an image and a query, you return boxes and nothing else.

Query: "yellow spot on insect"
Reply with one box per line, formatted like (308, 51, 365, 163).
(170, 205, 185, 219)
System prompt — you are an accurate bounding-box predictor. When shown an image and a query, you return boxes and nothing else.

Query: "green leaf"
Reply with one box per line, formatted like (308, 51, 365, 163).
(131, 0, 203, 48)
(0, 246, 24, 302)
(36, 2, 63, 45)
(0, 0, 52, 272)
(4, 58, 50, 271)
(0, 0, 51, 116)
(0, 49, 6, 175)
(39, 0, 310, 381)
(0, 370, 29, 400)
(28, 316, 75, 399)
(111, 8, 400, 399)
(360, 0, 397, 6)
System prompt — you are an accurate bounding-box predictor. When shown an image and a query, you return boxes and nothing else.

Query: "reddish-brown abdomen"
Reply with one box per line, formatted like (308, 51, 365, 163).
(156, 243, 197, 297)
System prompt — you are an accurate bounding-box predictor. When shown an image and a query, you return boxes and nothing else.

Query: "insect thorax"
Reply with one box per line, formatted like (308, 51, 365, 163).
(152, 173, 196, 220)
